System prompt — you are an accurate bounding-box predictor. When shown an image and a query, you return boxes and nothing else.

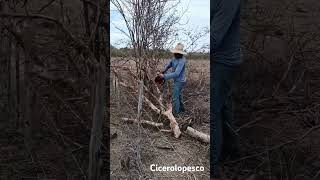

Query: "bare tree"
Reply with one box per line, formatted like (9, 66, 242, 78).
(88, 2, 108, 180)
(111, 0, 185, 79)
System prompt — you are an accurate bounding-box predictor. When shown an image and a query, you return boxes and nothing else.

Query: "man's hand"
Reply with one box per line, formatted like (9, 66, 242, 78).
(159, 73, 164, 78)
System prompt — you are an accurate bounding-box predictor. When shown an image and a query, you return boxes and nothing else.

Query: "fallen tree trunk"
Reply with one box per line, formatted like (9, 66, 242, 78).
(162, 104, 181, 138)
(143, 96, 181, 138)
(185, 126, 210, 143)
(123, 116, 210, 143)
(122, 118, 164, 128)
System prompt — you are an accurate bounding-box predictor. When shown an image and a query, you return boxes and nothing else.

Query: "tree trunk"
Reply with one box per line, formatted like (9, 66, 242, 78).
(9, 38, 18, 126)
(83, 0, 91, 36)
(88, 0, 109, 178)
(16, 45, 21, 128)
(22, 50, 33, 154)
(88, 6, 106, 175)
(88, 59, 105, 180)
(2, 31, 10, 121)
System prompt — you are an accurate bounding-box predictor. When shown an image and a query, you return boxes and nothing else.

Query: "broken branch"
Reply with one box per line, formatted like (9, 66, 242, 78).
(122, 117, 163, 128)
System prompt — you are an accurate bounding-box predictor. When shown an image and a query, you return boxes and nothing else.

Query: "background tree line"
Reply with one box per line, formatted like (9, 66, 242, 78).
(111, 45, 209, 60)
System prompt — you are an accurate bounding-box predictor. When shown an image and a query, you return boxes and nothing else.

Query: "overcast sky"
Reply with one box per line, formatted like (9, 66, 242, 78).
(110, 0, 210, 52)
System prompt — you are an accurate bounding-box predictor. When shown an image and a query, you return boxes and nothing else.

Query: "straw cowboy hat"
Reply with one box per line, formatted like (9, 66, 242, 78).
(170, 43, 187, 55)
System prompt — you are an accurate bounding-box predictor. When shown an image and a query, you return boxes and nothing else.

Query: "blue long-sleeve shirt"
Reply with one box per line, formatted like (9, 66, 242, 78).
(211, 0, 242, 66)
(163, 57, 187, 82)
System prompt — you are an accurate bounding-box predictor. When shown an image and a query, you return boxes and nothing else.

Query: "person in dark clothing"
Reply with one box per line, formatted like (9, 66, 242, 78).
(211, 0, 242, 178)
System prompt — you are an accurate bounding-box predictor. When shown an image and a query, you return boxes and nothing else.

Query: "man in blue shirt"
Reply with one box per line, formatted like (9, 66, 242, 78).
(159, 43, 187, 116)
(211, 0, 242, 178)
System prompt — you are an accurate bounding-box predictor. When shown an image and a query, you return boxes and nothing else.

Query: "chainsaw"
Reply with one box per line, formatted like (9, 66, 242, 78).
(154, 71, 165, 85)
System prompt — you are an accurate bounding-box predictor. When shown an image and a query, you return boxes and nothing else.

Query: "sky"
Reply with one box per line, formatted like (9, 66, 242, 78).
(110, 0, 210, 52)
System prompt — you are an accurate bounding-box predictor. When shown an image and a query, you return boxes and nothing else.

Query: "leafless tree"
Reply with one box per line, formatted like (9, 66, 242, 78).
(111, 0, 186, 80)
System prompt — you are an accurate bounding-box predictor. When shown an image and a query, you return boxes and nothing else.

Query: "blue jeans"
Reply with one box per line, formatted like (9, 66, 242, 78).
(173, 81, 186, 115)
(210, 62, 239, 177)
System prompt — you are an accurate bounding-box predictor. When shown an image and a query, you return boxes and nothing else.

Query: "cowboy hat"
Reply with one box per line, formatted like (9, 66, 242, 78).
(170, 43, 187, 55)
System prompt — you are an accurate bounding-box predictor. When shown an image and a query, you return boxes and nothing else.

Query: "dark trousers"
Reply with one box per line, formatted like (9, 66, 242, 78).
(210, 62, 240, 177)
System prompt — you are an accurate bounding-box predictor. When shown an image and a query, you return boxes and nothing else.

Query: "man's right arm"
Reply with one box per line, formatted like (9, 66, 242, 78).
(211, 0, 240, 51)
